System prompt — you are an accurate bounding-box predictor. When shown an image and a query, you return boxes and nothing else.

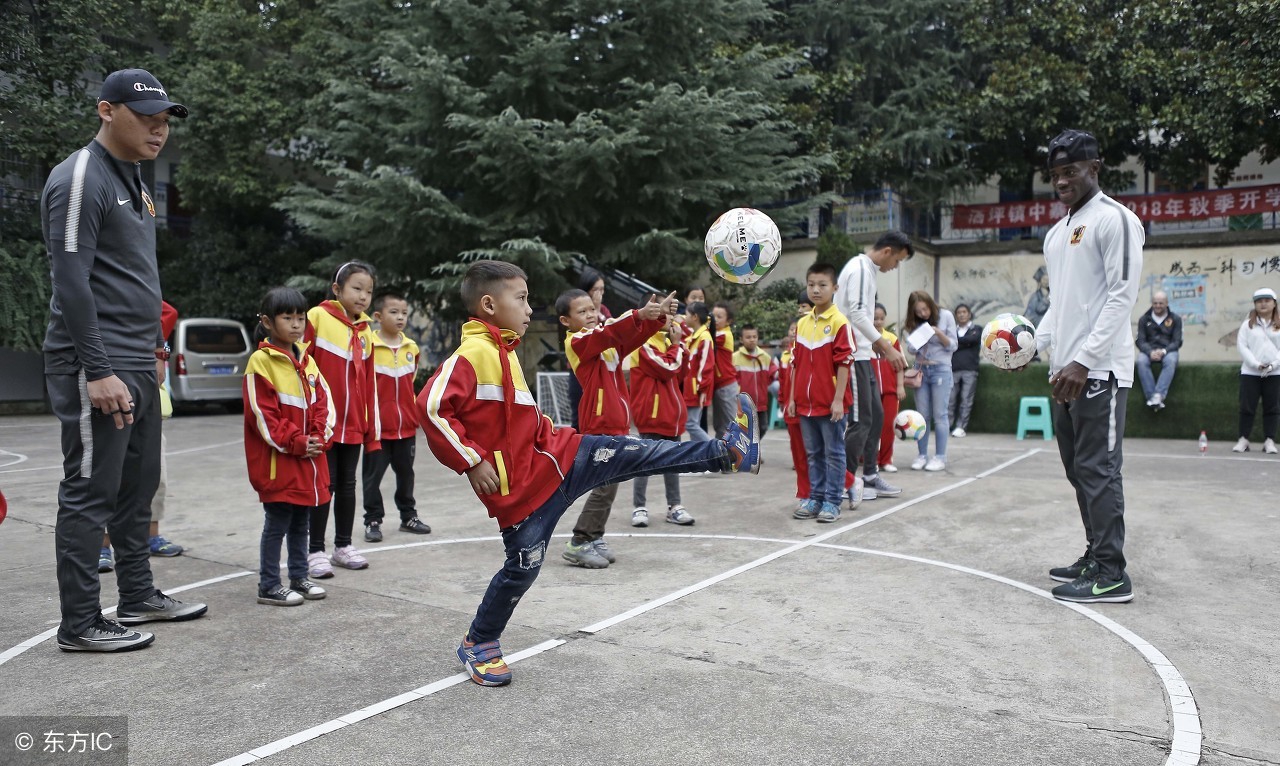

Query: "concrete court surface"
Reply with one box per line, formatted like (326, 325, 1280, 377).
(0, 411, 1277, 766)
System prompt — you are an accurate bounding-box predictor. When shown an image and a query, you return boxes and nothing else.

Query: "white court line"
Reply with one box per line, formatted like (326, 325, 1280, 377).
(812, 543, 1201, 766)
(0, 438, 243, 474)
(0, 449, 29, 469)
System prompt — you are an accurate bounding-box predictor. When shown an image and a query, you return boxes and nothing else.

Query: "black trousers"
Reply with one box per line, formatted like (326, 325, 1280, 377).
(1239, 374, 1280, 440)
(1053, 377, 1129, 580)
(48, 369, 161, 635)
(844, 360, 881, 477)
(311, 442, 362, 552)
(362, 436, 417, 524)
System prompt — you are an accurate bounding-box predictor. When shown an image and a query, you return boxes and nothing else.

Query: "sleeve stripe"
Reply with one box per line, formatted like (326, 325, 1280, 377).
(1099, 197, 1132, 280)
(246, 375, 285, 452)
(643, 344, 681, 372)
(64, 149, 92, 253)
(425, 355, 481, 466)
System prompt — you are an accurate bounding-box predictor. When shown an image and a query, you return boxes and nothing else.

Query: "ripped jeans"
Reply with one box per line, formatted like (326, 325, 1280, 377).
(466, 434, 730, 643)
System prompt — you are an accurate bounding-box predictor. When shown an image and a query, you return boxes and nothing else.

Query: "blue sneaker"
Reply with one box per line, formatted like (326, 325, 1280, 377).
(457, 636, 512, 686)
(816, 501, 841, 523)
(722, 393, 761, 474)
(98, 547, 114, 573)
(149, 535, 183, 557)
(793, 499, 819, 520)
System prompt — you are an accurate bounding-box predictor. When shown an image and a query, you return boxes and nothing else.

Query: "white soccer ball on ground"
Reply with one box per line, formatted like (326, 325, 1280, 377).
(894, 409, 927, 441)
(704, 207, 782, 285)
(981, 313, 1038, 370)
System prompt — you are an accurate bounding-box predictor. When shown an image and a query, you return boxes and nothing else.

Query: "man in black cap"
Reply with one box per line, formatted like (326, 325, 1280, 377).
(42, 68, 206, 652)
(1030, 129, 1144, 604)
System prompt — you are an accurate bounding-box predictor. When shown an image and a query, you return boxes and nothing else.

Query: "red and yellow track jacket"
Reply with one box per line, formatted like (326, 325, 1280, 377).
(733, 346, 777, 412)
(628, 330, 687, 437)
(791, 305, 856, 417)
(712, 327, 737, 389)
(682, 323, 715, 408)
(305, 300, 380, 450)
(566, 311, 666, 435)
(372, 332, 420, 440)
(420, 319, 582, 528)
(243, 341, 334, 506)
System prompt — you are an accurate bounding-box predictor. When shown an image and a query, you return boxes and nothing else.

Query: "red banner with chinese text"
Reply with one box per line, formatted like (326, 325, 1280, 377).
(952, 184, 1280, 230)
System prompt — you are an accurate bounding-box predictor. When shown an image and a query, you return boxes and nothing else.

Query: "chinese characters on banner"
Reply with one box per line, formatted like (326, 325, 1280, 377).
(953, 184, 1280, 230)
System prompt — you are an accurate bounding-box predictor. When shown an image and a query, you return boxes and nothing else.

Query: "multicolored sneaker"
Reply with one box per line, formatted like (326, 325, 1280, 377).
(592, 538, 617, 564)
(330, 545, 369, 570)
(148, 535, 183, 557)
(1051, 572, 1133, 603)
(794, 498, 819, 519)
(98, 546, 115, 573)
(722, 393, 761, 474)
(563, 540, 609, 568)
(816, 501, 842, 523)
(665, 505, 695, 525)
(457, 636, 512, 686)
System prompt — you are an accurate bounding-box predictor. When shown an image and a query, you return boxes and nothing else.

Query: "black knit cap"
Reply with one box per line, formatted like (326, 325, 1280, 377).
(1047, 129, 1099, 168)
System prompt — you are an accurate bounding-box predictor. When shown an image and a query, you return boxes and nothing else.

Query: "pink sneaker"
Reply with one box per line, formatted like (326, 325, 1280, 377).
(307, 550, 334, 579)
(330, 545, 369, 570)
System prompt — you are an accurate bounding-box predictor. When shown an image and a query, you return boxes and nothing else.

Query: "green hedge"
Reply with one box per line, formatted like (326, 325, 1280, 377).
(903, 363, 1263, 442)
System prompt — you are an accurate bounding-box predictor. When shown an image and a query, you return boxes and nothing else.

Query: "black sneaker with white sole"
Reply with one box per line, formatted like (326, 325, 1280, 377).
(115, 591, 208, 625)
(1048, 552, 1098, 583)
(57, 614, 154, 652)
(257, 586, 303, 606)
(1051, 572, 1133, 603)
(289, 578, 327, 600)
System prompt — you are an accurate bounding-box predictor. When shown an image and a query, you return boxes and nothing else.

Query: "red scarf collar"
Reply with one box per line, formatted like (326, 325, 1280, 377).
(470, 317, 522, 435)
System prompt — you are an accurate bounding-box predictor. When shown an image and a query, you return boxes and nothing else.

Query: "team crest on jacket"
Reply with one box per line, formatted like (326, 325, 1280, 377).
(1070, 225, 1086, 245)
(823, 325, 832, 335)
(141, 190, 155, 217)
(405, 351, 413, 364)
(308, 374, 317, 387)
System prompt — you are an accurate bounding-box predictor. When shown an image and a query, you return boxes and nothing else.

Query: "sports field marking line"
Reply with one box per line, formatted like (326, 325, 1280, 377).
(812, 543, 1201, 766)
(0, 438, 244, 475)
(0, 449, 29, 469)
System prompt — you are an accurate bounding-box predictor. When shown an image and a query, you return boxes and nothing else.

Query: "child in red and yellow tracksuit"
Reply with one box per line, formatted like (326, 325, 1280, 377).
(361, 293, 431, 542)
(628, 317, 693, 527)
(561, 288, 669, 568)
(733, 324, 778, 438)
(304, 261, 381, 578)
(710, 302, 741, 438)
(682, 301, 715, 441)
(244, 287, 335, 606)
(780, 321, 854, 504)
(419, 262, 758, 686)
(873, 305, 905, 472)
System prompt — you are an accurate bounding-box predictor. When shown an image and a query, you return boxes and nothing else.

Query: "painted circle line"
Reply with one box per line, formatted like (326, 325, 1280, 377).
(0, 448, 1200, 766)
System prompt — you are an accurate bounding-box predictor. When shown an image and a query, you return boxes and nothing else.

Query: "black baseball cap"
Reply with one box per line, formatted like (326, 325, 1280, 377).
(99, 69, 188, 118)
(1047, 129, 1098, 167)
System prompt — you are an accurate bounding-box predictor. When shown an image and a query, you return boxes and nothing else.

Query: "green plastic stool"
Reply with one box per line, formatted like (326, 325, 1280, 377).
(1016, 396, 1054, 440)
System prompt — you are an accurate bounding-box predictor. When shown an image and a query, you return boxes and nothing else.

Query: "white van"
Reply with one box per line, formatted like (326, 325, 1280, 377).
(168, 318, 252, 405)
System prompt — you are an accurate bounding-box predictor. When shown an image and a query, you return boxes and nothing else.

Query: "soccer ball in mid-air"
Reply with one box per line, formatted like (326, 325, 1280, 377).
(894, 409, 927, 441)
(981, 313, 1038, 370)
(704, 207, 782, 285)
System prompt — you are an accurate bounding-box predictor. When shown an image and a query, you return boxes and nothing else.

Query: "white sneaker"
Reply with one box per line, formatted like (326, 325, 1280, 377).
(330, 545, 369, 570)
(951, 427, 966, 438)
(910, 455, 928, 470)
(924, 457, 946, 472)
(1146, 396, 1157, 407)
(631, 508, 649, 527)
(1233, 437, 1251, 453)
(1151, 393, 1164, 410)
(880, 463, 898, 473)
(665, 505, 695, 525)
(1265, 438, 1278, 455)
(848, 477, 863, 509)
(307, 550, 334, 579)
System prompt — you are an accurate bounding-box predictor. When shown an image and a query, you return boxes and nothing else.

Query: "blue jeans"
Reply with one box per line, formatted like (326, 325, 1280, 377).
(799, 414, 847, 505)
(685, 405, 711, 442)
(261, 502, 312, 591)
(467, 434, 729, 643)
(915, 365, 953, 459)
(1135, 350, 1178, 400)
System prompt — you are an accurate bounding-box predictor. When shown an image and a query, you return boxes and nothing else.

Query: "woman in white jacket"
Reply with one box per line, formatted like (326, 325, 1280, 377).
(1234, 287, 1280, 454)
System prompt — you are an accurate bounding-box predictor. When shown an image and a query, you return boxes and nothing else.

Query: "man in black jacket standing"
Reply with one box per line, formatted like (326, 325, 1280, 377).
(1135, 291, 1182, 410)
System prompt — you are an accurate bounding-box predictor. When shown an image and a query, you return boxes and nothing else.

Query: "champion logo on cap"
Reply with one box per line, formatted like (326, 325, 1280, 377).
(99, 68, 188, 118)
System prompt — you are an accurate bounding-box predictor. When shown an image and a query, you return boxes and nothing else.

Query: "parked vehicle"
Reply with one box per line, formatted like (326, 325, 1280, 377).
(168, 318, 252, 405)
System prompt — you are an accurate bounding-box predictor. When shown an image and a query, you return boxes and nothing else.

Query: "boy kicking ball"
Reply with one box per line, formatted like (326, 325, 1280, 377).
(420, 260, 760, 687)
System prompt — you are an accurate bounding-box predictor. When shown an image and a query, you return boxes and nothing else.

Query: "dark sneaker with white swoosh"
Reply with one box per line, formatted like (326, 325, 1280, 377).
(1051, 572, 1133, 603)
(115, 591, 209, 624)
(57, 614, 154, 652)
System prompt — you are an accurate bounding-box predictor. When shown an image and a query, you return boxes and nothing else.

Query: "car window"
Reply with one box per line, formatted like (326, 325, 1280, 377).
(185, 325, 247, 354)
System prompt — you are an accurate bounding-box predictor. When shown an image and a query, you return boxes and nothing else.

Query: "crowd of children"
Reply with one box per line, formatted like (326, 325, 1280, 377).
(241, 248, 958, 685)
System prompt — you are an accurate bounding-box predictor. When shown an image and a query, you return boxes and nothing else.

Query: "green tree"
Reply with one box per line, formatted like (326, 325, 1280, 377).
(277, 0, 830, 310)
